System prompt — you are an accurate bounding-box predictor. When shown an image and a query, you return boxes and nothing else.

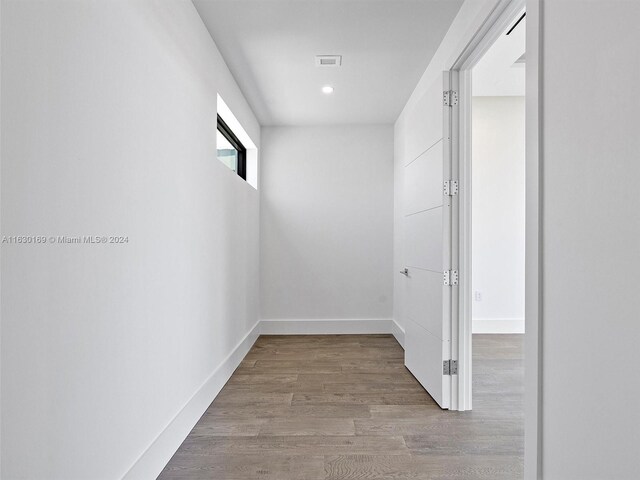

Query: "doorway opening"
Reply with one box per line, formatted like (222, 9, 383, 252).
(470, 16, 526, 462)
(470, 6, 526, 417)
(472, 7, 526, 334)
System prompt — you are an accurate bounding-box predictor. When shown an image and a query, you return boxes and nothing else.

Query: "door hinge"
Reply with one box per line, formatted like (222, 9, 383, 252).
(443, 359, 458, 375)
(443, 180, 458, 196)
(443, 270, 459, 286)
(443, 90, 458, 107)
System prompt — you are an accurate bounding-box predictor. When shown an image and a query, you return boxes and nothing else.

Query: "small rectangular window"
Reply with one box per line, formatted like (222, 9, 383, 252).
(217, 114, 246, 180)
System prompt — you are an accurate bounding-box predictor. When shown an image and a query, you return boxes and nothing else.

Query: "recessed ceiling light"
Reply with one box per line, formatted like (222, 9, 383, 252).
(322, 85, 334, 94)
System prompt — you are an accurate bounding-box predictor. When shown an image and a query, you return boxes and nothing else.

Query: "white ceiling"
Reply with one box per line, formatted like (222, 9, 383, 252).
(472, 14, 526, 97)
(194, 0, 463, 126)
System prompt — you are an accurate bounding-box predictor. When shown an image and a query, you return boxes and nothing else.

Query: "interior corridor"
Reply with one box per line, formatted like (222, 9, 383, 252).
(159, 334, 523, 479)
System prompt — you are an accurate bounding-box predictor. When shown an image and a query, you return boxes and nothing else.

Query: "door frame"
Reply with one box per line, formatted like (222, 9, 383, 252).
(446, 0, 541, 478)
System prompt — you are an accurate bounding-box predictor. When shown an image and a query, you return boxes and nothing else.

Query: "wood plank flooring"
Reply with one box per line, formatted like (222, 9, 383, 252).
(158, 334, 523, 479)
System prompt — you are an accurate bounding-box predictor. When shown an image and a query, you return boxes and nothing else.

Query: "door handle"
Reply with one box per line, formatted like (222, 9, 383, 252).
(400, 268, 409, 276)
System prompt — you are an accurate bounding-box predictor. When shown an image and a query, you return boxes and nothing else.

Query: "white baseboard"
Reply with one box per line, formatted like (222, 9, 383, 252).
(122, 321, 260, 480)
(260, 318, 393, 335)
(472, 318, 525, 334)
(391, 320, 405, 348)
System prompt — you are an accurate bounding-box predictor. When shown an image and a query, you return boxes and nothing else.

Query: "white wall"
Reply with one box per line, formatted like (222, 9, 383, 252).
(1, 1, 260, 479)
(539, 1, 640, 478)
(260, 126, 393, 324)
(471, 96, 525, 333)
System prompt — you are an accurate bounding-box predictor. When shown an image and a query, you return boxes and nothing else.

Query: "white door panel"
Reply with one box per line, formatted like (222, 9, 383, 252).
(404, 140, 444, 216)
(405, 269, 447, 341)
(405, 80, 445, 163)
(405, 319, 450, 408)
(401, 72, 454, 410)
(405, 208, 443, 271)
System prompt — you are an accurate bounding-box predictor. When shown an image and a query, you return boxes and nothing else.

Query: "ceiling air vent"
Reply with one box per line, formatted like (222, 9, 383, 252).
(315, 55, 342, 67)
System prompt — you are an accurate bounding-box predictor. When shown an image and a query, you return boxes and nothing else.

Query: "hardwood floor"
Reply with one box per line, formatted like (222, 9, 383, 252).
(158, 334, 524, 479)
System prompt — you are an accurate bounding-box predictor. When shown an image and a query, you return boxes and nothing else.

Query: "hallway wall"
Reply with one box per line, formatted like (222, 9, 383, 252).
(260, 126, 394, 326)
(471, 96, 525, 333)
(539, 1, 640, 478)
(1, 1, 260, 478)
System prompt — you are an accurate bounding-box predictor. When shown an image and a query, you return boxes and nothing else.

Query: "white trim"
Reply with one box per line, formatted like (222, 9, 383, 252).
(391, 320, 405, 348)
(121, 321, 261, 480)
(472, 318, 525, 334)
(443, 70, 455, 411)
(458, 65, 474, 412)
(523, 1, 542, 478)
(260, 318, 404, 346)
(260, 318, 393, 336)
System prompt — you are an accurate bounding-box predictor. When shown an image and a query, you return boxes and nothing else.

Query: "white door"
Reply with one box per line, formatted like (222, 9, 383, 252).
(402, 71, 456, 409)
